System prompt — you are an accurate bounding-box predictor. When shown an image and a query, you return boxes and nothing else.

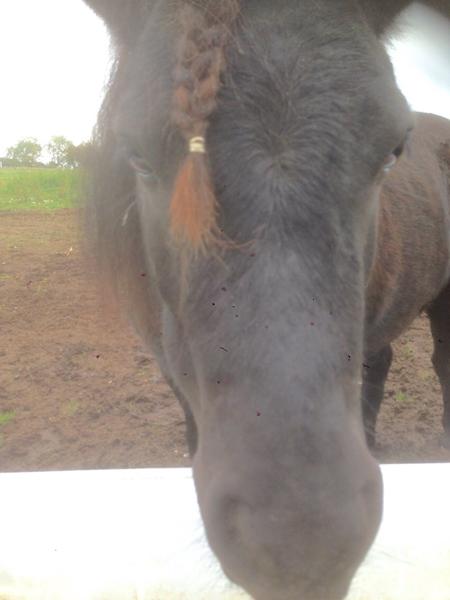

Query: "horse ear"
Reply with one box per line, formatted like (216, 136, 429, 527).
(423, 0, 450, 20)
(359, 0, 411, 34)
(83, 0, 152, 44)
(360, 0, 450, 34)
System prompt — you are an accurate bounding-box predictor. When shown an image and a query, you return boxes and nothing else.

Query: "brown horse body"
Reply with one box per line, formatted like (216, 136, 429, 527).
(364, 112, 450, 445)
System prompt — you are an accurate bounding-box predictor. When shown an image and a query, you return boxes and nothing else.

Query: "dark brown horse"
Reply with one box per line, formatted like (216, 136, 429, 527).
(364, 113, 450, 447)
(82, 1, 450, 599)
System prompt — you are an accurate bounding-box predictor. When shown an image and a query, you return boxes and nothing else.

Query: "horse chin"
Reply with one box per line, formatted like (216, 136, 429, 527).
(224, 561, 357, 600)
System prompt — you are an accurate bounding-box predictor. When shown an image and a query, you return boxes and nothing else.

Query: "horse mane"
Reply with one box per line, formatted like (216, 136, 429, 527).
(83, 53, 146, 311)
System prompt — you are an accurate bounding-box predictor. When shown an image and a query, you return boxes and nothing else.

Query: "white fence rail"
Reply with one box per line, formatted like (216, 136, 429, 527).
(0, 465, 449, 600)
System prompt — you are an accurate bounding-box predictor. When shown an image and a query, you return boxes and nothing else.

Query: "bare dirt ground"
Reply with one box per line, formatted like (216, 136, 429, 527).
(1, 210, 449, 472)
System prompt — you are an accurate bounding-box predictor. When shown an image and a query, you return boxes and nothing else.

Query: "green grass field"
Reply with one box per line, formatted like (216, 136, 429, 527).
(0, 168, 80, 211)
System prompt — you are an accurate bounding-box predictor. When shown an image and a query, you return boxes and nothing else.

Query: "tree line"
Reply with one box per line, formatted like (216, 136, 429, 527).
(1, 137, 94, 168)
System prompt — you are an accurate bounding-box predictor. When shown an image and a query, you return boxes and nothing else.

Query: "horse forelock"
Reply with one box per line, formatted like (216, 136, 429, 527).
(169, 0, 241, 254)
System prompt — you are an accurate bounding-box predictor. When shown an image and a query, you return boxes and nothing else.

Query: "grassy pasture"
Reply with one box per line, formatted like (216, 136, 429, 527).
(0, 168, 80, 212)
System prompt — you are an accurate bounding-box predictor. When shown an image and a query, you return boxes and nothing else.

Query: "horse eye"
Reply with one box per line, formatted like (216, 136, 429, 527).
(383, 153, 398, 173)
(129, 154, 156, 180)
(383, 139, 407, 173)
(393, 141, 405, 158)
(382, 131, 411, 174)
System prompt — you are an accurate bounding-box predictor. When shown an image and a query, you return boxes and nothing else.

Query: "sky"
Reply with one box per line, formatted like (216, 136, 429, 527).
(0, 0, 110, 156)
(0, 1, 449, 158)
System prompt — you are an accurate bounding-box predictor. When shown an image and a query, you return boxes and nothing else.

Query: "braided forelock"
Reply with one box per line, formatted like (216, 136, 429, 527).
(170, 0, 240, 254)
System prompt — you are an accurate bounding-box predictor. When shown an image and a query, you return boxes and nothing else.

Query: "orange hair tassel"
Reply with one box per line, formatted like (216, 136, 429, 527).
(170, 150, 220, 254)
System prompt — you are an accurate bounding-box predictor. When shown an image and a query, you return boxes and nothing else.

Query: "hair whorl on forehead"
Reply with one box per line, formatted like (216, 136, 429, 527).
(170, 0, 240, 253)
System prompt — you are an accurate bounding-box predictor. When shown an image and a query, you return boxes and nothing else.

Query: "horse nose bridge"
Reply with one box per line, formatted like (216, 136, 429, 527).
(196, 444, 383, 599)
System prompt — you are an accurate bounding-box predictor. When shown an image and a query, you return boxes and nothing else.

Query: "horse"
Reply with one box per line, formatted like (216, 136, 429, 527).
(363, 114, 450, 447)
(82, 1, 450, 599)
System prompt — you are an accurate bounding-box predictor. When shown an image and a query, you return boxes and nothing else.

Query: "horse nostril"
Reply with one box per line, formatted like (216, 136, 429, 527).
(216, 495, 241, 542)
(201, 489, 241, 548)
